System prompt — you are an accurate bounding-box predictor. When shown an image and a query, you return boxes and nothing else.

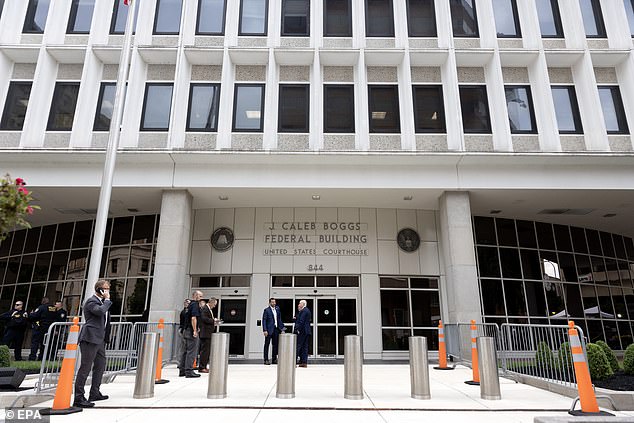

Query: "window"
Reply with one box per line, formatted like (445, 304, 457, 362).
(111, 0, 139, 34)
(196, 0, 226, 35)
(412, 86, 445, 133)
(187, 84, 221, 132)
(47, 83, 80, 131)
(626, 0, 634, 37)
(504, 86, 537, 133)
(365, 0, 395, 37)
(598, 86, 629, 134)
(535, 0, 563, 37)
(153, 0, 182, 35)
(0, 0, 4, 19)
(459, 86, 491, 133)
(239, 0, 268, 35)
(232, 84, 265, 132)
(278, 85, 309, 132)
(67, 0, 95, 34)
(94, 82, 116, 131)
(579, 0, 606, 38)
(0, 82, 32, 131)
(282, 0, 309, 36)
(450, 0, 478, 37)
(551, 86, 583, 134)
(140, 83, 174, 131)
(406, 0, 436, 37)
(324, 85, 355, 133)
(492, 0, 521, 37)
(368, 86, 400, 133)
(324, 0, 352, 37)
(23, 0, 51, 33)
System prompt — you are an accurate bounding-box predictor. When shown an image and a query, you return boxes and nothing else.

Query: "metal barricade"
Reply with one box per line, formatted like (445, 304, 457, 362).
(444, 322, 502, 365)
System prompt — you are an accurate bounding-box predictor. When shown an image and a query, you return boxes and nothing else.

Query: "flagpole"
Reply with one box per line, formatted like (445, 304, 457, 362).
(85, 0, 137, 302)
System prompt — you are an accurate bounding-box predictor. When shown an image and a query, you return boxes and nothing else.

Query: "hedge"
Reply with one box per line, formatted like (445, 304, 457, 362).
(624, 344, 634, 375)
(586, 343, 613, 381)
(595, 340, 620, 373)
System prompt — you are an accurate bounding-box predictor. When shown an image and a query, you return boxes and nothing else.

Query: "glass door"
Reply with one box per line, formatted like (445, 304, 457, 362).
(212, 296, 247, 357)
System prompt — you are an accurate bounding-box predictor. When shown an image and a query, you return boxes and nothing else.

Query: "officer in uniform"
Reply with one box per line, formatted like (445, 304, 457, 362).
(54, 301, 68, 322)
(0, 300, 29, 360)
(28, 297, 57, 361)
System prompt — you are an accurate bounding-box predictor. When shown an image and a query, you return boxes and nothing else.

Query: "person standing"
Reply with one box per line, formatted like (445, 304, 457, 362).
(44, 300, 69, 361)
(294, 300, 311, 368)
(262, 297, 284, 365)
(178, 290, 202, 378)
(28, 297, 57, 360)
(54, 301, 68, 322)
(73, 280, 112, 408)
(198, 297, 218, 373)
(0, 300, 29, 361)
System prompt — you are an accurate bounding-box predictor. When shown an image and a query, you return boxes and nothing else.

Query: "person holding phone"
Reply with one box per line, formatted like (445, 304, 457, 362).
(73, 280, 112, 408)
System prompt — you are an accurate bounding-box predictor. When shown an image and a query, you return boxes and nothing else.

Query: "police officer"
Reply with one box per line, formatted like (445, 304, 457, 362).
(0, 300, 29, 360)
(54, 301, 68, 322)
(28, 297, 58, 361)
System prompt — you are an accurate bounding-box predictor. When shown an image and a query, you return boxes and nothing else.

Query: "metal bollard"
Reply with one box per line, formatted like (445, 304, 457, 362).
(133, 332, 160, 399)
(276, 333, 297, 399)
(207, 332, 230, 399)
(409, 336, 431, 400)
(344, 335, 363, 400)
(477, 337, 501, 400)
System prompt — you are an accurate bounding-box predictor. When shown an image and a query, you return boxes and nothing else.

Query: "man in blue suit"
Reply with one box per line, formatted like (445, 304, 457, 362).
(293, 299, 311, 367)
(262, 297, 284, 365)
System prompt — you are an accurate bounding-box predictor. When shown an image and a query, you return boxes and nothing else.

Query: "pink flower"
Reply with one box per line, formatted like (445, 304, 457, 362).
(18, 187, 28, 195)
(15, 177, 25, 186)
(27, 206, 33, 215)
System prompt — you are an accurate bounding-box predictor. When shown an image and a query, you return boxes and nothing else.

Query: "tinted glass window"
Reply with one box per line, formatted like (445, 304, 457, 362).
(197, 0, 226, 34)
(366, 0, 395, 37)
(187, 84, 220, 131)
(0, 82, 32, 131)
(23, 0, 51, 33)
(324, 85, 355, 133)
(94, 82, 116, 131)
(324, 0, 352, 36)
(154, 0, 182, 34)
(505, 86, 537, 133)
(535, 0, 563, 37)
(368, 86, 400, 133)
(413, 86, 445, 133)
(450, 0, 478, 37)
(407, 0, 436, 37)
(282, 0, 309, 36)
(47, 83, 80, 131)
(579, 0, 606, 37)
(111, 0, 139, 34)
(492, 0, 521, 37)
(278, 85, 309, 132)
(240, 0, 268, 35)
(141, 84, 173, 131)
(459, 86, 491, 133)
(626, 0, 634, 36)
(233, 85, 265, 131)
(67, 0, 95, 34)
(598, 86, 629, 134)
(551, 86, 583, 134)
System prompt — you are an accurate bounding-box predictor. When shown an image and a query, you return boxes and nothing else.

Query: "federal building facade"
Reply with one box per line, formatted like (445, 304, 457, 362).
(1, 0, 634, 359)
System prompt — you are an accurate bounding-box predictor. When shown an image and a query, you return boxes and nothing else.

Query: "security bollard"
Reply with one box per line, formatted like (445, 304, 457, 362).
(477, 337, 501, 400)
(409, 336, 431, 400)
(344, 335, 363, 400)
(134, 332, 160, 399)
(207, 332, 230, 399)
(276, 333, 297, 399)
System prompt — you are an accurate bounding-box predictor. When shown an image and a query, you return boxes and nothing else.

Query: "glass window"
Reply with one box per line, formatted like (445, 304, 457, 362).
(598, 86, 629, 134)
(47, 83, 80, 131)
(140, 83, 173, 131)
(153, 0, 182, 35)
(278, 85, 309, 133)
(368, 85, 400, 133)
(23, 0, 51, 33)
(365, 0, 395, 37)
(504, 280, 527, 316)
(579, 0, 606, 38)
(232, 84, 265, 131)
(450, 0, 478, 37)
(324, 0, 352, 37)
(626, 0, 634, 37)
(67, 0, 95, 34)
(492, 0, 521, 37)
(0, 82, 32, 131)
(111, 0, 140, 34)
(282, 0, 309, 36)
(535, 0, 563, 37)
(481, 279, 506, 315)
(197, 0, 226, 35)
(412, 86, 445, 133)
(239, 0, 268, 35)
(380, 291, 410, 326)
(505, 86, 537, 133)
(324, 85, 355, 133)
(474, 217, 497, 245)
(187, 84, 220, 132)
(551, 86, 583, 134)
(496, 218, 517, 247)
(93, 82, 116, 131)
(0, 0, 4, 20)
(407, 0, 436, 37)
(477, 246, 500, 278)
(459, 85, 491, 133)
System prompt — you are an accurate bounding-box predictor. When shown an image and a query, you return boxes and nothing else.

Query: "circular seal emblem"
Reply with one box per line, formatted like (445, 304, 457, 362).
(211, 227, 234, 251)
(397, 228, 421, 253)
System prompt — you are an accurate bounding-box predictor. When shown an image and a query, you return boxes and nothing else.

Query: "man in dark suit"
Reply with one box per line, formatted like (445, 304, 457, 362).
(293, 299, 311, 367)
(198, 297, 217, 373)
(73, 280, 112, 408)
(262, 297, 284, 365)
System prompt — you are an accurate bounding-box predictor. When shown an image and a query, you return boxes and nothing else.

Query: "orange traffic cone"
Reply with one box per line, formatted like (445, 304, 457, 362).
(567, 321, 613, 416)
(465, 320, 480, 385)
(41, 317, 83, 415)
(434, 320, 454, 370)
(155, 318, 169, 384)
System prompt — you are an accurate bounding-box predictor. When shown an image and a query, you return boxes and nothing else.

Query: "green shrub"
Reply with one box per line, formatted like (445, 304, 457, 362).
(624, 344, 634, 375)
(535, 341, 555, 368)
(586, 343, 614, 381)
(558, 341, 573, 369)
(0, 345, 10, 367)
(596, 341, 620, 373)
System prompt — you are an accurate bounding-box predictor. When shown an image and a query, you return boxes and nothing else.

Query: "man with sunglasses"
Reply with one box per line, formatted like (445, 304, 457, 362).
(0, 300, 29, 361)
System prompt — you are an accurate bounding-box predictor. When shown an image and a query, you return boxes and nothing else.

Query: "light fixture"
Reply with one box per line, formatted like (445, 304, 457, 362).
(490, 210, 502, 214)
(371, 111, 387, 120)
(404, 196, 413, 201)
(245, 110, 261, 119)
(312, 195, 320, 200)
(617, 313, 623, 319)
(127, 208, 139, 213)
(219, 195, 229, 201)
(431, 112, 437, 120)
(603, 213, 616, 218)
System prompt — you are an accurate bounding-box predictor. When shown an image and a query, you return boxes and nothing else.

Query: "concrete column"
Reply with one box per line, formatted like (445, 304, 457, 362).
(361, 273, 382, 359)
(438, 191, 480, 323)
(247, 273, 270, 359)
(149, 190, 193, 323)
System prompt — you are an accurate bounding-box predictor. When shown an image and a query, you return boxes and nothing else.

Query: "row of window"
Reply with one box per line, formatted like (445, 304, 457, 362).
(1, 80, 629, 135)
(9, 0, 634, 39)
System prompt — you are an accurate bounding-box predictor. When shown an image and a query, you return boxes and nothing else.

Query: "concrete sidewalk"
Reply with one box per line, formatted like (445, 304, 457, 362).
(4, 364, 634, 422)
